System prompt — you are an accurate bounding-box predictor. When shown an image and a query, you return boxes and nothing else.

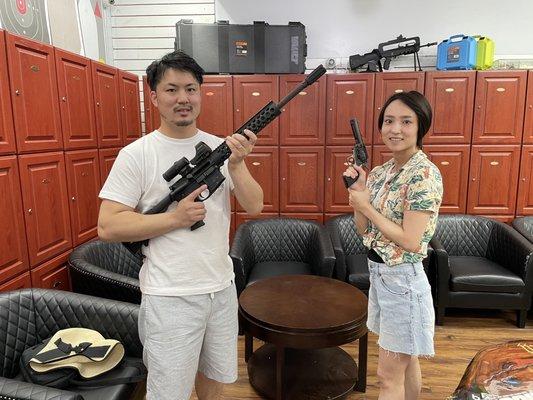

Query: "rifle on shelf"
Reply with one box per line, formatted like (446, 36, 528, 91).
(349, 35, 437, 72)
(123, 64, 327, 255)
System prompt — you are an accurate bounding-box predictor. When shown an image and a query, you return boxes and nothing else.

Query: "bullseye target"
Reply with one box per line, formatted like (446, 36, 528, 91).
(0, 0, 50, 43)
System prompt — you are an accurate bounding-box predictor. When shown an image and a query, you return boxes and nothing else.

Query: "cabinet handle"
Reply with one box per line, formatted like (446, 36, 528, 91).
(282, 177, 286, 181)
(61, 96, 66, 102)
(327, 177, 331, 181)
(440, 161, 450, 166)
(472, 178, 476, 181)
(477, 105, 481, 109)
(71, 197, 76, 201)
(122, 106, 125, 110)
(236, 108, 240, 112)
(523, 177, 526, 181)
(345, 90, 354, 95)
(252, 162, 261, 166)
(28, 208, 32, 214)
(96, 102, 100, 107)
(329, 108, 333, 111)
(394, 89, 404, 93)
(298, 91, 307, 96)
(15, 89, 20, 95)
(377, 106, 381, 111)
(52, 281, 62, 288)
(252, 92, 261, 97)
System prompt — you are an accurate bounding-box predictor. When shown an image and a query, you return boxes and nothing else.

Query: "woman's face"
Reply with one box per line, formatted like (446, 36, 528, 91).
(380, 99, 419, 154)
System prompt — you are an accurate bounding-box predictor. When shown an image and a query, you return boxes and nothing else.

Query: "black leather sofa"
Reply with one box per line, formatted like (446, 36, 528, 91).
(230, 218, 336, 296)
(431, 215, 533, 328)
(69, 240, 142, 304)
(0, 289, 144, 400)
(512, 216, 533, 243)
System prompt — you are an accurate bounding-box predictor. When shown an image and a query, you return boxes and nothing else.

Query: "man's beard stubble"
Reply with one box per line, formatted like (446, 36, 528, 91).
(173, 119, 194, 127)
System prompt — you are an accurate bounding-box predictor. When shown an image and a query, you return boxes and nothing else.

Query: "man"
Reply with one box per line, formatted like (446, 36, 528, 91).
(97, 50, 263, 400)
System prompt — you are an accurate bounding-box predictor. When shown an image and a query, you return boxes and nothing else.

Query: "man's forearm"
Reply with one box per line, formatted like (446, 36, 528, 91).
(229, 161, 263, 215)
(98, 210, 179, 243)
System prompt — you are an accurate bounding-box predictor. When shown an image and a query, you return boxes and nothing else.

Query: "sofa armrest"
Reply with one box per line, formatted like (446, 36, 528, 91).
(0, 377, 82, 400)
(325, 220, 347, 280)
(309, 226, 336, 278)
(229, 224, 255, 296)
(429, 237, 451, 307)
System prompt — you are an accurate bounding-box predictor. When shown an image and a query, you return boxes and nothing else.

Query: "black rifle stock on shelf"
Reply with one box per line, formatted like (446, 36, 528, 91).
(124, 64, 327, 255)
(342, 118, 369, 188)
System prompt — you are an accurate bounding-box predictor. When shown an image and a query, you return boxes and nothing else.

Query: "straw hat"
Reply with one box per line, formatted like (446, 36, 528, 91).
(29, 328, 125, 378)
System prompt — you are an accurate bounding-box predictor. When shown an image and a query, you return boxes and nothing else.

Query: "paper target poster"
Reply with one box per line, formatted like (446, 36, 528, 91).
(0, 0, 51, 43)
(78, 0, 106, 62)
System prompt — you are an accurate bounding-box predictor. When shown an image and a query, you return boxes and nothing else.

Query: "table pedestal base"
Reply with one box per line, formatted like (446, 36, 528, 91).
(248, 344, 358, 400)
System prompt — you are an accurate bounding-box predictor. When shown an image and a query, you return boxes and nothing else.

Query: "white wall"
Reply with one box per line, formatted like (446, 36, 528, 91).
(216, 0, 533, 69)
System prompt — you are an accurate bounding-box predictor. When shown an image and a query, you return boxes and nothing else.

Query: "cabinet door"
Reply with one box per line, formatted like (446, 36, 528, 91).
(234, 76, 279, 145)
(371, 145, 394, 168)
(325, 146, 373, 213)
(142, 76, 160, 134)
(0, 30, 16, 155)
(517, 145, 533, 215)
(65, 150, 100, 246)
(235, 212, 279, 229)
(92, 61, 122, 148)
(473, 71, 527, 144)
(373, 72, 425, 143)
(523, 71, 533, 144)
(0, 272, 31, 292)
(326, 73, 374, 145)
(19, 152, 72, 267)
(280, 147, 324, 213)
(279, 74, 326, 145)
(197, 76, 233, 138)
(236, 146, 278, 213)
(98, 147, 121, 186)
(6, 33, 62, 153)
(0, 156, 29, 285)
(120, 71, 142, 145)
(280, 213, 324, 224)
(467, 145, 520, 215)
(424, 145, 470, 214)
(30, 250, 71, 291)
(424, 71, 475, 144)
(55, 48, 97, 150)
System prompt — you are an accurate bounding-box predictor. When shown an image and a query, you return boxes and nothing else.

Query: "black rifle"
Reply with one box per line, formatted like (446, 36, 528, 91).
(342, 118, 369, 188)
(349, 35, 437, 72)
(124, 64, 327, 255)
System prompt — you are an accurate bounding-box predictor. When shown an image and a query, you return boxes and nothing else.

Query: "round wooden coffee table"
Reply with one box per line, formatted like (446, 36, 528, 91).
(239, 274, 368, 400)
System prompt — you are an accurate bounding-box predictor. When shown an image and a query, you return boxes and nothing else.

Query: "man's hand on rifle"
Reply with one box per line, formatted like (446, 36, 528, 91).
(226, 129, 257, 164)
(172, 185, 208, 229)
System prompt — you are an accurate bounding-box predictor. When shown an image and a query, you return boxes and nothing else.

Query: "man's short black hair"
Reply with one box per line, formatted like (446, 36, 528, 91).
(377, 91, 432, 149)
(146, 50, 205, 91)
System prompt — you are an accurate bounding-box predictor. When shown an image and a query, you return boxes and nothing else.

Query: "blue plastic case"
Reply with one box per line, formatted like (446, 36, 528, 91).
(437, 34, 477, 70)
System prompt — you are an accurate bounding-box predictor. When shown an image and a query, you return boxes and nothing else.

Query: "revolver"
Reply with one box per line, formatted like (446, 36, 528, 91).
(342, 118, 369, 188)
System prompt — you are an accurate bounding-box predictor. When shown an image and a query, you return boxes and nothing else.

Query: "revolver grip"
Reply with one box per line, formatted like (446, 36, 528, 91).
(343, 174, 359, 189)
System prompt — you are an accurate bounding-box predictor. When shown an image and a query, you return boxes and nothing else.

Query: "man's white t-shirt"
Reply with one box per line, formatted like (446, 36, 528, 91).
(99, 129, 234, 296)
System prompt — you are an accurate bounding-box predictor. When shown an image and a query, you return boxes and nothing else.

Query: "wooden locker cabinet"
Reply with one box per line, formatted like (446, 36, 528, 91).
(472, 70, 527, 144)
(6, 33, 63, 153)
(236, 146, 279, 213)
(326, 73, 375, 146)
(424, 145, 470, 214)
(98, 147, 121, 186)
(467, 145, 521, 215)
(0, 30, 16, 155)
(371, 145, 394, 168)
(235, 212, 279, 229)
(233, 75, 279, 145)
(280, 147, 324, 213)
(30, 250, 71, 291)
(65, 150, 101, 246)
(18, 152, 72, 267)
(0, 156, 29, 285)
(325, 146, 373, 213)
(373, 72, 425, 143)
(424, 71, 476, 144)
(523, 70, 533, 144)
(517, 145, 533, 215)
(280, 213, 324, 224)
(55, 48, 97, 150)
(142, 76, 160, 133)
(92, 61, 122, 148)
(0, 272, 31, 292)
(120, 71, 142, 145)
(198, 76, 233, 138)
(279, 74, 326, 146)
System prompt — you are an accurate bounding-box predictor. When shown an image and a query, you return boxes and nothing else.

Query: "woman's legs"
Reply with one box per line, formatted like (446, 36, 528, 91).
(404, 356, 422, 399)
(377, 347, 411, 399)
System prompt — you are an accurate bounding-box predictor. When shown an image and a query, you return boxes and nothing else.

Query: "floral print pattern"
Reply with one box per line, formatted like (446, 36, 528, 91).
(363, 150, 443, 266)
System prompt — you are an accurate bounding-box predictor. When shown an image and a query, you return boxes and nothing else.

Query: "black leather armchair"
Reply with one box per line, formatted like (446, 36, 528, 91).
(69, 240, 142, 304)
(0, 289, 144, 400)
(432, 215, 533, 328)
(230, 218, 336, 296)
(325, 214, 369, 293)
(512, 216, 533, 243)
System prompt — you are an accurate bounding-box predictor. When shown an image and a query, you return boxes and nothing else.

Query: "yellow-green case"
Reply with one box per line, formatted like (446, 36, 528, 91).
(473, 36, 495, 70)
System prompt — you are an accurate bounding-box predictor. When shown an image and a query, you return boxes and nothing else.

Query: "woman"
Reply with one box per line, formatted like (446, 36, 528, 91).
(344, 91, 443, 400)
